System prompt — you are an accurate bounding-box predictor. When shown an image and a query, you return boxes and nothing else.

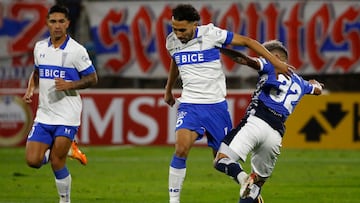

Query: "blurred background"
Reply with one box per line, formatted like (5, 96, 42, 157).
(1, 0, 359, 148)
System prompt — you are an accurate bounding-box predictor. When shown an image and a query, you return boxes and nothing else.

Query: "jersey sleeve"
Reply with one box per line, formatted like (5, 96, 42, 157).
(300, 78, 314, 95)
(33, 42, 39, 69)
(73, 46, 96, 76)
(206, 23, 233, 47)
(256, 58, 278, 83)
(165, 32, 176, 57)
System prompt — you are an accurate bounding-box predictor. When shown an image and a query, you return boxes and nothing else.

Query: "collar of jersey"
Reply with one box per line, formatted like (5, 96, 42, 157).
(47, 35, 70, 50)
(194, 27, 199, 39)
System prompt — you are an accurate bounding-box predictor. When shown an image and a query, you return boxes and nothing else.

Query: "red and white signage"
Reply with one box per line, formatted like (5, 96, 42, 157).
(0, 89, 252, 146)
(1, 1, 359, 88)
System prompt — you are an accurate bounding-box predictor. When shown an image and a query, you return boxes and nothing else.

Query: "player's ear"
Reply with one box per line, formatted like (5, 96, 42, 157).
(272, 52, 281, 60)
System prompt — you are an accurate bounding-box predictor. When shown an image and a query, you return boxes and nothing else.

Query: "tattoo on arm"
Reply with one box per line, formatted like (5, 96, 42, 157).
(72, 73, 98, 90)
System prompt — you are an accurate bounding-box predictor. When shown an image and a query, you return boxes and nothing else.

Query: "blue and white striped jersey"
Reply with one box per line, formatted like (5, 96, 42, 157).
(246, 57, 315, 132)
(166, 23, 234, 104)
(33, 35, 96, 126)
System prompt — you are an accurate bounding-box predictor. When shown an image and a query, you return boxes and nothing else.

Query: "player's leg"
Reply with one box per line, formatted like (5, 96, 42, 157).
(216, 115, 270, 198)
(201, 100, 247, 183)
(239, 184, 261, 203)
(239, 173, 265, 203)
(240, 172, 265, 200)
(240, 194, 264, 203)
(213, 118, 253, 184)
(169, 128, 198, 203)
(241, 116, 281, 201)
(25, 123, 52, 168)
(169, 103, 204, 203)
(214, 151, 248, 182)
(51, 125, 78, 203)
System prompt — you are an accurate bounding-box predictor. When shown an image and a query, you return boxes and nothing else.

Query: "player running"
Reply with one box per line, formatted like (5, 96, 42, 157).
(23, 4, 97, 203)
(214, 40, 324, 203)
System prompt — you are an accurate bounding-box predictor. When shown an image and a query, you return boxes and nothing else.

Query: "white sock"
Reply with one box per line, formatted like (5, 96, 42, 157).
(169, 166, 186, 203)
(67, 146, 72, 156)
(43, 149, 50, 164)
(237, 171, 248, 184)
(55, 175, 72, 203)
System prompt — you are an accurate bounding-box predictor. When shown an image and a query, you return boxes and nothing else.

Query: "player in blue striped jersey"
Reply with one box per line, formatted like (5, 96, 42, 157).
(214, 40, 324, 203)
(23, 5, 97, 203)
(164, 4, 294, 203)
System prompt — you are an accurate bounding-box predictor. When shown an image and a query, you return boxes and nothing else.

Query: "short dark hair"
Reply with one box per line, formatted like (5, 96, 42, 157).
(48, 4, 70, 19)
(262, 40, 288, 58)
(172, 4, 200, 22)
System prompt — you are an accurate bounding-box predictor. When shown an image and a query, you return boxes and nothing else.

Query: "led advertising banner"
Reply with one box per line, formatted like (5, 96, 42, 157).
(1, 89, 360, 149)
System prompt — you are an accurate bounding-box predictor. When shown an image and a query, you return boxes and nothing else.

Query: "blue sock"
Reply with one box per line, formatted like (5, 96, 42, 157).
(239, 197, 254, 203)
(215, 157, 242, 182)
(54, 167, 69, 179)
(41, 157, 47, 165)
(170, 155, 186, 169)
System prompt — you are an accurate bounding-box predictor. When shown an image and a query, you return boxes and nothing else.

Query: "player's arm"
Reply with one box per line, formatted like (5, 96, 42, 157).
(308, 79, 324, 95)
(55, 72, 98, 91)
(23, 69, 39, 103)
(229, 34, 293, 77)
(164, 59, 179, 107)
(220, 48, 260, 70)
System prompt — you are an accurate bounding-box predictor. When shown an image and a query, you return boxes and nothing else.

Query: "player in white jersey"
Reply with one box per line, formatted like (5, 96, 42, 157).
(164, 4, 294, 203)
(214, 40, 324, 203)
(22, 5, 98, 203)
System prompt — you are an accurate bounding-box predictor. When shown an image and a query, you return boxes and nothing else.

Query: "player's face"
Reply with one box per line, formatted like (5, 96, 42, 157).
(47, 12, 69, 42)
(172, 19, 197, 44)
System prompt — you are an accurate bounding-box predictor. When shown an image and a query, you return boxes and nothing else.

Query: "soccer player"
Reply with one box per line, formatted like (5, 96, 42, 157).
(214, 40, 324, 203)
(164, 4, 294, 203)
(23, 4, 97, 203)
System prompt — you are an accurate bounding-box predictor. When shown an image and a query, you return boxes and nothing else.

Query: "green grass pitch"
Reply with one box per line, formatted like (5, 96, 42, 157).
(1, 146, 360, 203)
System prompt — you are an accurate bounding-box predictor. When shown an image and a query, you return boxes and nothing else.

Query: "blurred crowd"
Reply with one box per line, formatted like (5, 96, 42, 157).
(55, 0, 360, 91)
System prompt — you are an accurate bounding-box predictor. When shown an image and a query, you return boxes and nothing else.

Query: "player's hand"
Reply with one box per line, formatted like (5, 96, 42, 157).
(309, 79, 324, 95)
(23, 92, 33, 103)
(164, 92, 176, 107)
(55, 78, 72, 91)
(276, 62, 295, 79)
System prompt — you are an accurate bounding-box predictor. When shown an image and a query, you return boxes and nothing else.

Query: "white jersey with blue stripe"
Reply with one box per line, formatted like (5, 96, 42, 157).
(249, 57, 314, 120)
(33, 35, 96, 126)
(166, 23, 233, 104)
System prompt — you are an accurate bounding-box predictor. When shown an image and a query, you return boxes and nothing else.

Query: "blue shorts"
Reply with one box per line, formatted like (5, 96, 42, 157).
(175, 101, 232, 151)
(27, 122, 79, 146)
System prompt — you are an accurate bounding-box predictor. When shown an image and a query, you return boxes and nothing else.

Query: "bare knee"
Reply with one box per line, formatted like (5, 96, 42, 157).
(25, 155, 43, 169)
(174, 144, 191, 158)
(25, 141, 49, 169)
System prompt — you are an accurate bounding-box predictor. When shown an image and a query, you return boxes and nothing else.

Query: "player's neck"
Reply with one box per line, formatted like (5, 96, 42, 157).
(51, 34, 67, 48)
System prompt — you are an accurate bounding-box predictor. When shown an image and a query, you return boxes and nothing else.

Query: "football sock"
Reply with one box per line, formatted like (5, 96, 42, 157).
(54, 167, 71, 203)
(239, 184, 261, 203)
(42, 149, 50, 165)
(169, 155, 187, 203)
(239, 197, 255, 203)
(215, 157, 244, 183)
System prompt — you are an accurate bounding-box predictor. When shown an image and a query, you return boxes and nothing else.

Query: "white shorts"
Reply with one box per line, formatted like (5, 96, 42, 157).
(219, 115, 282, 177)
